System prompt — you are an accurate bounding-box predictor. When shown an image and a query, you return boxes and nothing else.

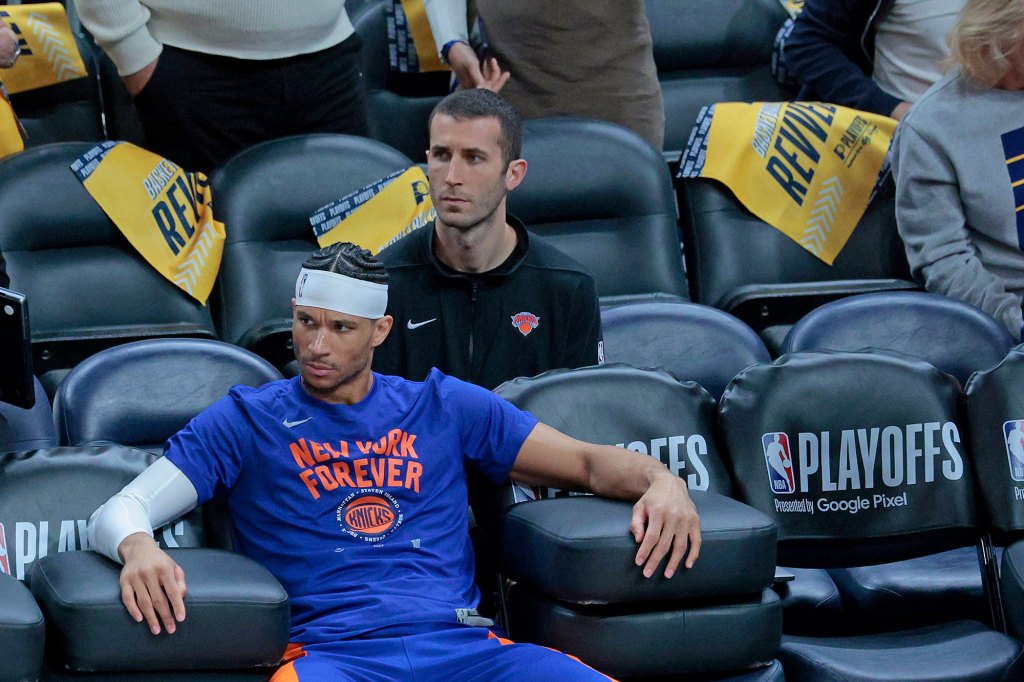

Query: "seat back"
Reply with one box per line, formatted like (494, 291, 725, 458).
(646, 0, 795, 154)
(782, 292, 1014, 385)
(964, 348, 1024, 538)
(353, 0, 447, 162)
(8, 16, 105, 146)
(719, 350, 976, 567)
(55, 338, 282, 451)
(496, 364, 731, 495)
(601, 302, 769, 398)
(510, 118, 688, 301)
(0, 143, 218, 382)
(0, 445, 203, 582)
(211, 134, 413, 364)
(680, 174, 915, 333)
(0, 377, 56, 453)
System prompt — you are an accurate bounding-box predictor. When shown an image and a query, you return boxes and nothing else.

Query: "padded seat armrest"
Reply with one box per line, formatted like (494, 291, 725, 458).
(0, 572, 45, 682)
(31, 548, 289, 673)
(501, 490, 776, 604)
(1001, 542, 1024, 642)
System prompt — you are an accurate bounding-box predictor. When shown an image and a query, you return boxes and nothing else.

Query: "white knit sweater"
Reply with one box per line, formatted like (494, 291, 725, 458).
(74, 0, 354, 76)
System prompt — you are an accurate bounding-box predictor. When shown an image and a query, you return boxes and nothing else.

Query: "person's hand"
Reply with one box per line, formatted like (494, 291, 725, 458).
(630, 472, 701, 578)
(446, 41, 509, 93)
(890, 101, 912, 121)
(118, 532, 187, 635)
(0, 21, 20, 69)
(122, 59, 159, 97)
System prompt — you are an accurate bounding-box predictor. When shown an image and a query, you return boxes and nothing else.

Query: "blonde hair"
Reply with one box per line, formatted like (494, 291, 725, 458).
(948, 0, 1024, 87)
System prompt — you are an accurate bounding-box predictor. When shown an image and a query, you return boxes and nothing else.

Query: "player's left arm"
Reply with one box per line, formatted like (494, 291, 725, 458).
(510, 423, 701, 578)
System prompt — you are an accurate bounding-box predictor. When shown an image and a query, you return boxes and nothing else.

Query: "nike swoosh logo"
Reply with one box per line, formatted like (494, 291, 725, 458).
(283, 417, 312, 428)
(407, 318, 437, 330)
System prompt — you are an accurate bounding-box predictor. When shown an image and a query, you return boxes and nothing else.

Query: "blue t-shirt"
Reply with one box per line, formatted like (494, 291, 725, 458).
(164, 369, 538, 643)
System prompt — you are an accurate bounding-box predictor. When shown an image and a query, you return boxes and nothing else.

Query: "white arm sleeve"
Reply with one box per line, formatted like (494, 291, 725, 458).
(423, 0, 469, 55)
(88, 457, 199, 564)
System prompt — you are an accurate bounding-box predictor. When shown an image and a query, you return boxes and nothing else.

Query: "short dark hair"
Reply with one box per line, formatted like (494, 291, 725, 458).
(428, 89, 522, 166)
(302, 242, 388, 285)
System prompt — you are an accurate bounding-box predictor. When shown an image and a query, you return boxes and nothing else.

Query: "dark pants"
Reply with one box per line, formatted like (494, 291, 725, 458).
(133, 33, 370, 174)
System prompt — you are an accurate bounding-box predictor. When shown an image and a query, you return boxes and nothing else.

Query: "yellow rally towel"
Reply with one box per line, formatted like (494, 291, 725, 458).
(779, 0, 805, 19)
(71, 142, 225, 304)
(0, 3, 88, 95)
(310, 167, 435, 253)
(678, 102, 896, 265)
(387, 0, 447, 73)
(0, 82, 26, 157)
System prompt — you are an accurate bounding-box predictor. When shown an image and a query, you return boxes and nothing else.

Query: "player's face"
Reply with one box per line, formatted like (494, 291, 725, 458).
(291, 303, 393, 403)
(426, 114, 519, 232)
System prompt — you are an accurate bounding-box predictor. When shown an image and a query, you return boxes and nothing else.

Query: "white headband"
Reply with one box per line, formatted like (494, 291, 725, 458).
(294, 268, 388, 319)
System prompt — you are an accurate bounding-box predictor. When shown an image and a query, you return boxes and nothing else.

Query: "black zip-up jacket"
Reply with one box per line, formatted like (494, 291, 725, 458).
(373, 217, 602, 390)
(785, 0, 901, 117)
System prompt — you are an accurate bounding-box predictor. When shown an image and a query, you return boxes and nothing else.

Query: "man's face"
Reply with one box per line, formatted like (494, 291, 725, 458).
(426, 113, 517, 231)
(291, 302, 392, 402)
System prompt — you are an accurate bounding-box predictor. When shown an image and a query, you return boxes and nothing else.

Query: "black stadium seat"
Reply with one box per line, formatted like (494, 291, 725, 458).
(55, 338, 282, 453)
(54, 337, 283, 551)
(0, 143, 219, 396)
(719, 350, 1024, 680)
(781, 292, 1014, 630)
(211, 133, 413, 369)
(0, 444, 287, 680)
(0, 377, 56, 453)
(680, 174, 916, 352)
(0, 571, 44, 682)
(600, 301, 769, 398)
(8, 16, 105, 146)
(353, 0, 447, 162)
(965, 347, 1024, 641)
(511, 118, 689, 303)
(645, 0, 796, 155)
(496, 365, 782, 679)
(782, 291, 1014, 385)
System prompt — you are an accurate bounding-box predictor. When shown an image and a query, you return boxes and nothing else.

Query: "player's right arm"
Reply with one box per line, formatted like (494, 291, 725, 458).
(88, 457, 199, 635)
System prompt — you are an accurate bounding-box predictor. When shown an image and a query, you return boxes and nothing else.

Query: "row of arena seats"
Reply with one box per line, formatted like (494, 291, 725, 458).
(19, 0, 792, 159)
(8, 0, 916, 361)
(0, 121, 918, 396)
(4, 323, 1024, 680)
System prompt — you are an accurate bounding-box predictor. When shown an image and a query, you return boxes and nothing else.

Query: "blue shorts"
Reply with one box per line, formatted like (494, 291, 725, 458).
(270, 625, 616, 682)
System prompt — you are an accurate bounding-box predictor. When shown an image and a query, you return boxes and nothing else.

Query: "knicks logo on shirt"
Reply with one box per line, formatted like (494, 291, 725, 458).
(511, 312, 540, 337)
(337, 489, 404, 542)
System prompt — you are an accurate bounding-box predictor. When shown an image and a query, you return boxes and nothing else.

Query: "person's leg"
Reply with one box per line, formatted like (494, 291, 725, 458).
(408, 627, 617, 682)
(269, 639, 413, 682)
(277, 33, 370, 139)
(131, 46, 274, 174)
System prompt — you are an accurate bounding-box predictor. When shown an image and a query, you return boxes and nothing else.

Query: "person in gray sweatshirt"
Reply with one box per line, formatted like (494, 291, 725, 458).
(893, 0, 1024, 340)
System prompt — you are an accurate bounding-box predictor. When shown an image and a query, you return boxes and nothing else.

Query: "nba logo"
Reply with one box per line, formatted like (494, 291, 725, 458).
(1004, 420, 1024, 482)
(0, 522, 9, 575)
(762, 432, 796, 494)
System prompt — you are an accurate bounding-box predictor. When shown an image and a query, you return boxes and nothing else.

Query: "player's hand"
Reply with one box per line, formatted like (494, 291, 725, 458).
(629, 472, 701, 578)
(123, 58, 158, 97)
(447, 41, 509, 93)
(118, 532, 187, 635)
(0, 20, 19, 69)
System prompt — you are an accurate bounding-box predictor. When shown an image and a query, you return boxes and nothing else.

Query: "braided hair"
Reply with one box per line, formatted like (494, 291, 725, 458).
(301, 242, 388, 285)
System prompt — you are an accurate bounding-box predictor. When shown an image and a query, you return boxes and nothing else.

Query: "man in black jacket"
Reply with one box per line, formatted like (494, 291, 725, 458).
(373, 88, 602, 391)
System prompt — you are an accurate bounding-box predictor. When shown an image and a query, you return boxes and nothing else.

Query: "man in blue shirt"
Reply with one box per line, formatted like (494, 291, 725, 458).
(88, 242, 700, 681)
